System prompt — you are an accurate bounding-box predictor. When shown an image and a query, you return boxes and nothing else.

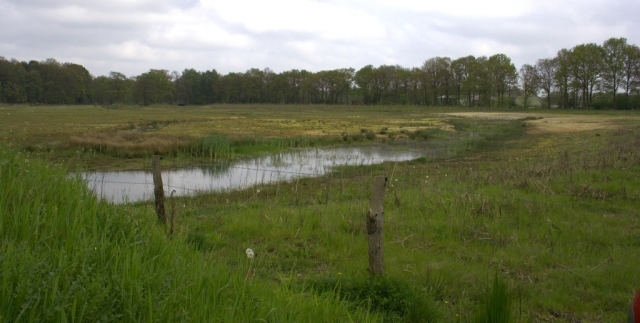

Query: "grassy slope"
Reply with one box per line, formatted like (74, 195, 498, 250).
(0, 147, 381, 322)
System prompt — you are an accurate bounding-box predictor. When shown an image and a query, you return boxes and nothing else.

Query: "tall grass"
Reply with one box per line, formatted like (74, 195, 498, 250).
(0, 147, 380, 322)
(474, 274, 512, 323)
(190, 133, 342, 160)
(166, 119, 640, 321)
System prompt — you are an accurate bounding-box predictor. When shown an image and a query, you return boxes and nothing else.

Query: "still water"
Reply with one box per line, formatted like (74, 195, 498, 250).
(83, 145, 435, 203)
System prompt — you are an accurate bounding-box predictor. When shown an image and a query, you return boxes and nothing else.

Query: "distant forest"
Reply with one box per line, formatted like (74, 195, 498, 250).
(1, 37, 639, 109)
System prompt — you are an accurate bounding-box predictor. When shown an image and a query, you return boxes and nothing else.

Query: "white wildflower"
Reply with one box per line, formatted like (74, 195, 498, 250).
(246, 248, 255, 259)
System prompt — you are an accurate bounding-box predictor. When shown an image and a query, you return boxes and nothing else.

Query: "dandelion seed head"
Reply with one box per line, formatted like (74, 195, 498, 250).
(246, 248, 255, 259)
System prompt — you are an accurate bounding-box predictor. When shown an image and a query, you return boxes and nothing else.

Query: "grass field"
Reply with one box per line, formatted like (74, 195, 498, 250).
(2, 104, 640, 322)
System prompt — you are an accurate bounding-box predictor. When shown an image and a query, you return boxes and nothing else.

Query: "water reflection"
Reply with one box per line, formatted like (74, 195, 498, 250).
(83, 145, 430, 204)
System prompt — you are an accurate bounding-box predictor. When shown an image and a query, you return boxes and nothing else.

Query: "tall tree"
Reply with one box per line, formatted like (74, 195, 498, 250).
(25, 70, 42, 103)
(133, 69, 173, 105)
(519, 64, 539, 107)
(555, 49, 572, 108)
(451, 56, 471, 106)
(602, 38, 628, 109)
(109, 71, 132, 103)
(175, 68, 201, 105)
(65, 63, 93, 103)
(488, 54, 517, 107)
(394, 66, 412, 105)
(568, 43, 605, 108)
(622, 44, 640, 109)
(456, 56, 477, 106)
(535, 58, 558, 108)
(473, 56, 492, 106)
(200, 69, 219, 104)
(354, 65, 375, 104)
(0, 57, 27, 103)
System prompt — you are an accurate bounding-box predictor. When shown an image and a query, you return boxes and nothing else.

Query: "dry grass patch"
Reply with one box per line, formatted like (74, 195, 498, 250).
(441, 111, 638, 135)
(69, 131, 193, 157)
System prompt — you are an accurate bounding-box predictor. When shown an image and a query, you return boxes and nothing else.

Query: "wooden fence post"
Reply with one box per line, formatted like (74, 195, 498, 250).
(367, 176, 387, 275)
(152, 155, 166, 223)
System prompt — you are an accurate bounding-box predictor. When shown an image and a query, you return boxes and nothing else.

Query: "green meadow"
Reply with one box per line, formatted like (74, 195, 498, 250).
(1, 104, 639, 322)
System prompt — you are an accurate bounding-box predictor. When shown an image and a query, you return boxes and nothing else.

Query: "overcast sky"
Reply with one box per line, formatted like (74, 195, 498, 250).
(1, 0, 639, 77)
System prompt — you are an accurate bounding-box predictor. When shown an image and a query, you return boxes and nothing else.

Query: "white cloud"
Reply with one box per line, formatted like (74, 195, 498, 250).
(469, 39, 522, 58)
(107, 41, 158, 62)
(147, 8, 252, 50)
(203, 0, 387, 41)
(1, 0, 639, 76)
(286, 41, 317, 56)
(371, 0, 534, 17)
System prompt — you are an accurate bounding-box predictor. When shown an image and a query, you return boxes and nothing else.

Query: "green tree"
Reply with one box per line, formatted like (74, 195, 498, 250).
(555, 49, 572, 108)
(217, 72, 243, 103)
(109, 72, 132, 103)
(0, 58, 27, 103)
(200, 69, 220, 104)
(175, 68, 201, 105)
(408, 67, 423, 105)
(65, 63, 93, 103)
(92, 76, 111, 104)
(25, 70, 42, 103)
(451, 56, 471, 106)
(621, 44, 640, 109)
(602, 37, 628, 109)
(280, 69, 304, 104)
(458, 56, 478, 106)
(422, 57, 451, 105)
(488, 54, 517, 107)
(354, 65, 376, 104)
(133, 69, 173, 105)
(473, 56, 492, 106)
(535, 58, 558, 108)
(394, 66, 412, 105)
(519, 64, 539, 107)
(568, 43, 604, 108)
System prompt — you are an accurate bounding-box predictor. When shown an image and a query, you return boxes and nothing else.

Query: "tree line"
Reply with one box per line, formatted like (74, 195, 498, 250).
(1, 37, 639, 109)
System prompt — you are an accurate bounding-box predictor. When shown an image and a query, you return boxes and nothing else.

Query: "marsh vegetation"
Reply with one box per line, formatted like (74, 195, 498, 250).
(1, 104, 640, 322)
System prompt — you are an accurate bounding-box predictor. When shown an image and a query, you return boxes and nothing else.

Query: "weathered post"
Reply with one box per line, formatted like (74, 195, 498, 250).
(152, 155, 166, 223)
(367, 176, 387, 275)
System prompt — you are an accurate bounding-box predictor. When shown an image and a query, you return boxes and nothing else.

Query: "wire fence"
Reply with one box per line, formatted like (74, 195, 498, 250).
(82, 142, 637, 210)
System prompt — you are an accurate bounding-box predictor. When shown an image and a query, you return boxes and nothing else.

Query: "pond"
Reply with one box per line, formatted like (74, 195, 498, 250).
(82, 144, 441, 203)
